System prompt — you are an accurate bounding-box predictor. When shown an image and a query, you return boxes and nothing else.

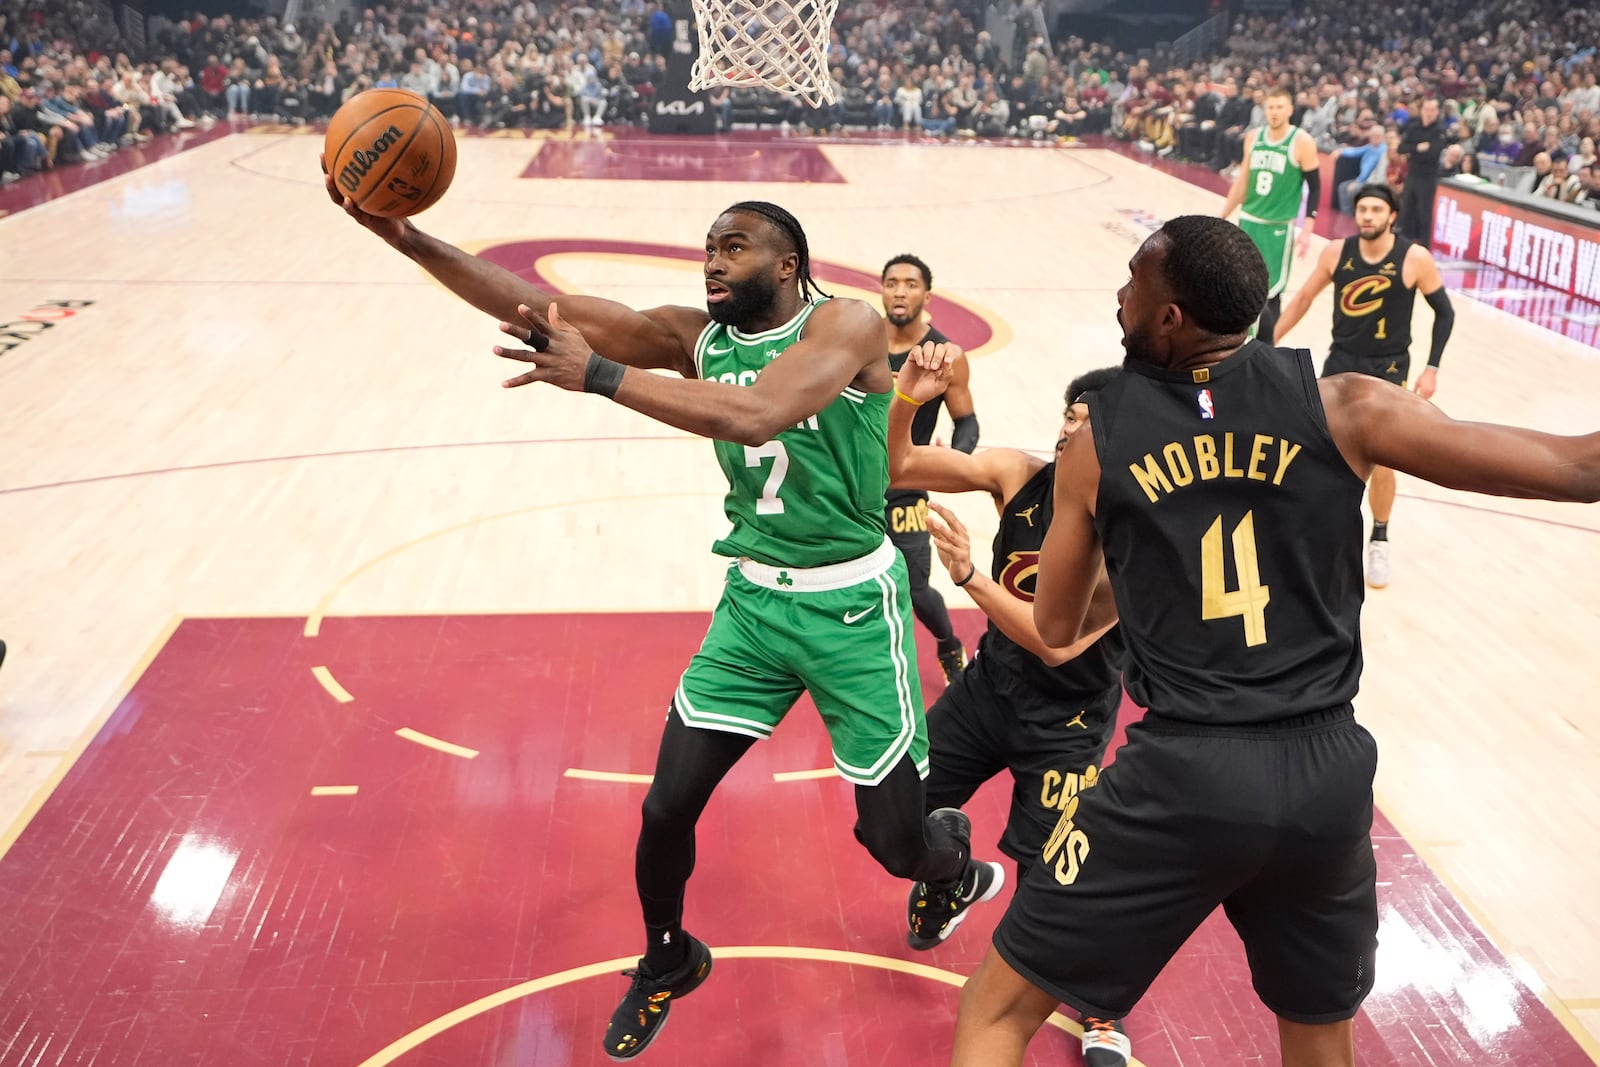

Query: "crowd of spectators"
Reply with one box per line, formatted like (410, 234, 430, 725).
(1119, 0, 1600, 211)
(2, 0, 1598, 212)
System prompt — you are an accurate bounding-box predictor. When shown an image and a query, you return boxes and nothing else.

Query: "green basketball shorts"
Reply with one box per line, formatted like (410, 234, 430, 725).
(675, 539, 929, 786)
(1239, 215, 1295, 299)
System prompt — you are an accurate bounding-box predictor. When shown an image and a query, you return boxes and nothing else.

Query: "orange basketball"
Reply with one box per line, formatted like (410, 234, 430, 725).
(324, 88, 456, 218)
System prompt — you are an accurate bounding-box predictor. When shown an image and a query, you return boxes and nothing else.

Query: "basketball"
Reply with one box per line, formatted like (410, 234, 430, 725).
(323, 88, 456, 218)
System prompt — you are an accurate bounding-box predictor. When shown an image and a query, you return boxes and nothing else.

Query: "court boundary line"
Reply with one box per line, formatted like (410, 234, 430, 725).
(1375, 786, 1600, 1062)
(0, 616, 183, 864)
(351, 944, 1121, 1067)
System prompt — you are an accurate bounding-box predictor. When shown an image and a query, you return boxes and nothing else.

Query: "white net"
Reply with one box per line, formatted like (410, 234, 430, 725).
(688, 0, 840, 108)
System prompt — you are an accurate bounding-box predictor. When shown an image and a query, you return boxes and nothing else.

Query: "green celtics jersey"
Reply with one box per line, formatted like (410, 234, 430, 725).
(696, 299, 890, 568)
(1242, 124, 1304, 224)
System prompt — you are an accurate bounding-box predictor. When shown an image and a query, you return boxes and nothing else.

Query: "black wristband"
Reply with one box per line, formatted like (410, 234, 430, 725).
(583, 351, 626, 399)
(954, 563, 977, 587)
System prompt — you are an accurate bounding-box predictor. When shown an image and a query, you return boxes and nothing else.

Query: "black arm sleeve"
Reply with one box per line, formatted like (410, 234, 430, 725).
(1424, 287, 1454, 368)
(1302, 166, 1321, 218)
(951, 413, 980, 453)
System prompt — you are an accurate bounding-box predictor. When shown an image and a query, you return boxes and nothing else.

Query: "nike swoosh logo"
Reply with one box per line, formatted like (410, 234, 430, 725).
(843, 606, 877, 625)
(706, 343, 734, 355)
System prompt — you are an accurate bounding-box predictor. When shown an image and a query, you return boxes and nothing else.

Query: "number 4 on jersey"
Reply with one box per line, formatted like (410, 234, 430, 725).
(1201, 511, 1270, 646)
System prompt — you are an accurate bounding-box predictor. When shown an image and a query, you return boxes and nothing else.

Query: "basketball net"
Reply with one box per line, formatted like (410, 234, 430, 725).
(688, 0, 839, 108)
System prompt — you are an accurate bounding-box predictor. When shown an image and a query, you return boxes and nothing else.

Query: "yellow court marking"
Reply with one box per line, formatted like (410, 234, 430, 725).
(773, 768, 838, 782)
(563, 768, 655, 785)
(309, 785, 359, 797)
(1375, 787, 1600, 1061)
(310, 665, 354, 704)
(353, 945, 1131, 1067)
(395, 727, 479, 760)
(0, 616, 182, 864)
(299, 490, 721, 709)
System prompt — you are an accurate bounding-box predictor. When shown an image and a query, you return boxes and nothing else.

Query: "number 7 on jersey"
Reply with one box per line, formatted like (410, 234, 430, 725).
(744, 442, 789, 515)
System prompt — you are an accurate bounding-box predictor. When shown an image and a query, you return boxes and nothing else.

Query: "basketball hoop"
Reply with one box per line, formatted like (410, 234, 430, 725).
(688, 0, 840, 108)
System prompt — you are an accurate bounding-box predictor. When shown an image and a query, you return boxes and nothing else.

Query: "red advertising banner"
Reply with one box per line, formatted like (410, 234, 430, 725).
(1432, 183, 1600, 305)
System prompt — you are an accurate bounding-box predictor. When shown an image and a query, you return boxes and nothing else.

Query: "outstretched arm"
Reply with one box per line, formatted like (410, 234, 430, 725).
(1034, 428, 1107, 646)
(1274, 241, 1338, 342)
(1322, 374, 1600, 502)
(929, 502, 1116, 667)
(888, 346, 1034, 503)
(497, 298, 887, 446)
(324, 165, 699, 375)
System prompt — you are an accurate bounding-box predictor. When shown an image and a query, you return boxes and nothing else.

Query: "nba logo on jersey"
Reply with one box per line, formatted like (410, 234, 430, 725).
(1197, 389, 1215, 420)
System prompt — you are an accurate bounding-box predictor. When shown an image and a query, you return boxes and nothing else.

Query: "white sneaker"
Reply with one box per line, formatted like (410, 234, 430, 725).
(1366, 540, 1390, 588)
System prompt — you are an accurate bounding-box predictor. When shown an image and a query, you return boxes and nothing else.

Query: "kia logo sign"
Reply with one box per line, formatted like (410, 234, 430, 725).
(655, 100, 706, 116)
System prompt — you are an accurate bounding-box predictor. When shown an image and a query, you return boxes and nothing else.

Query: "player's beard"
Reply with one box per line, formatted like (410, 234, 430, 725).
(709, 273, 780, 327)
(1122, 316, 1162, 366)
(886, 301, 922, 329)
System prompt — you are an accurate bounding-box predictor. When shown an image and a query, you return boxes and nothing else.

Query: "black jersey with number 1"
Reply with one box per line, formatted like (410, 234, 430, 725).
(1088, 341, 1367, 726)
(1330, 235, 1416, 360)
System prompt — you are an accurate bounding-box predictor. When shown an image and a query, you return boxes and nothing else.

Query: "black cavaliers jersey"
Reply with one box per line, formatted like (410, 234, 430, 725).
(886, 325, 951, 526)
(976, 461, 1125, 700)
(1089, 342, 1366, 725)
(1330, 236, 1416, 359)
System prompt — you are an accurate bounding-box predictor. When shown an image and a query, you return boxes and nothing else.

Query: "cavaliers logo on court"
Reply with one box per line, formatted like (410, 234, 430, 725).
(466, 239, 1008, 356)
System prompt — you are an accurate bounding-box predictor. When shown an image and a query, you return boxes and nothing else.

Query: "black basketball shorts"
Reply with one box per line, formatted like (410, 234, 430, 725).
(924, 651, 1120, 867)
(1323, 347, 1409, 387)
(992, 706, 1379, 1024)
(888, 523, 932, 591)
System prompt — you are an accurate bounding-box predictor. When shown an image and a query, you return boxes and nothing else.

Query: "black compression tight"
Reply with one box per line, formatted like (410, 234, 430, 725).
(635, 708, 968, 935)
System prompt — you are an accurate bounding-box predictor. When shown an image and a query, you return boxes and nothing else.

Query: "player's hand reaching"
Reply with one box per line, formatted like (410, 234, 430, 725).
(897, 341, 961, 405)
(495, 302, 595, 392)
(1413, 366, 1438, 401)
(926, 502, 976, 586)
(1295, 225, 1312, 259)
(321, 153, 412, 246)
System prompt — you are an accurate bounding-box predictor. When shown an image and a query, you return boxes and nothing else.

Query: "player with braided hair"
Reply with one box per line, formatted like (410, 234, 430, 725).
(723, 199, 831, 302)
(322, 184, 991, 1061)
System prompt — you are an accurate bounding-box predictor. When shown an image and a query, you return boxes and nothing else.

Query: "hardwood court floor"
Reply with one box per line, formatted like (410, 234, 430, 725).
(0, 128, 1597, 1064)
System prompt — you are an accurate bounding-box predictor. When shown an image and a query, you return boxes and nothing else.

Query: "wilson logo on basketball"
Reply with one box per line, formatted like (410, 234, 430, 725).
(337, 125, 405, 193)
(1338, 276, 1391, 317)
